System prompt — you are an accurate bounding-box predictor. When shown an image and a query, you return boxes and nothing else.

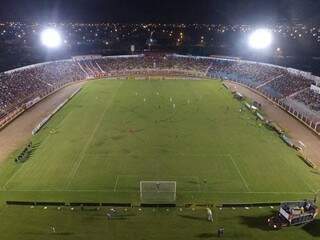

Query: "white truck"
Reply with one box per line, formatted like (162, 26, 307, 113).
(268, 201, 318, 229)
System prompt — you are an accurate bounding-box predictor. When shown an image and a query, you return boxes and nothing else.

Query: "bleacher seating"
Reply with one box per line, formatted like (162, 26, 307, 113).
(1, 53, 320, 132)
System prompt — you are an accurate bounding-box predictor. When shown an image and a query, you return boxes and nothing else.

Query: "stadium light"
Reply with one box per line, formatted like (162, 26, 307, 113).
(248, 29, 272, 49)
(40, 28, 62, 48)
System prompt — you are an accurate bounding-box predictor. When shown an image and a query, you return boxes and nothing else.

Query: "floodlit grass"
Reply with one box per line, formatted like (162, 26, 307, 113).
(2, 79, 320, 202)
(0, 78, 320, 239)
(0, 205, 319, 240)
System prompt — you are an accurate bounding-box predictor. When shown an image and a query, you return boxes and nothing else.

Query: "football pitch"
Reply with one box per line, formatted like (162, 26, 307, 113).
(1, 78, 320, 203)
(0, 78, 320, 239)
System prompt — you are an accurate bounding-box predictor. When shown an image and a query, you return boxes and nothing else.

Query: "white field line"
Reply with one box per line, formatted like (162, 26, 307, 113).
(300, 178, 316, 194)
(84, 153, 233, 157)
(228, 154, 251, 192)
(2, 168, 25, 190)
(0, 189, 313, 195)
(2, 111, 73, 190)
(113, 176, 119, 192)
(65, 82, 122, 188)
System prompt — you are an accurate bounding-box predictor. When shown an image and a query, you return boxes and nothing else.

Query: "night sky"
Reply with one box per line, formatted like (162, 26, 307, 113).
(0, 0, 320, 24)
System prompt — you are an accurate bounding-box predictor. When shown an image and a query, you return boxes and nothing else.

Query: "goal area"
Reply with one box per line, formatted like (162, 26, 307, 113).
(140, 181, 176, 204)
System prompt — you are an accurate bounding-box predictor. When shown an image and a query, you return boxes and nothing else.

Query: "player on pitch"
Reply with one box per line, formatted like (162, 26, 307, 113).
(206, 207, 213, 222)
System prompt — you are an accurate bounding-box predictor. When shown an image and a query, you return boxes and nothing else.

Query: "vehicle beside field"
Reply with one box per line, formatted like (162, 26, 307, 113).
(268, 200, 318, 229)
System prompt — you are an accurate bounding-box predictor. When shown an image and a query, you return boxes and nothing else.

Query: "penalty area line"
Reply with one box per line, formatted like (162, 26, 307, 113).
(0, 189, 313, 195)
(2, 111, 74, 190)
(65, 82, 122, 188)
(228, 154, 251, 192)
(113, 176, 119, 192)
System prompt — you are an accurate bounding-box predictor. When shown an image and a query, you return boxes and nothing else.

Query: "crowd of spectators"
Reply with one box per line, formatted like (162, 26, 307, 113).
(0, 60, 86, 118)
(208, 60, 286, 88)
(205, 58, 317, 99)
(78, 54, 213, 78)
(262, 74, 313, 98)
(1, 54, 319, 126)
(0, 70, 48, 113)
(293, 88, 320, 111)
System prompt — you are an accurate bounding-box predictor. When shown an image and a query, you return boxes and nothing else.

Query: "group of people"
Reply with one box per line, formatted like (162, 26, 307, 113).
(265, 74, 313, 98)
(293, 88, 320, 112)
(0, 60, 86, 118)
(0, 54, 319, 129)
(206, 59, 315, 99)
(204, 58, 320, 122)
(208, 60, 286, 88)
(76, 54, 212, 78)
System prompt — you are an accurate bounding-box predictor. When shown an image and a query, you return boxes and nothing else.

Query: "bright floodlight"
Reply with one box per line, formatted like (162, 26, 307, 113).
(41, 28, 62, 48)
(249, 29, 272, 49)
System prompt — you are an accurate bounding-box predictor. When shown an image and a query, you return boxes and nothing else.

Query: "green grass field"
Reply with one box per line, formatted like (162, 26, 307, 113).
(1, 205, 319, 240)
(1, 78, 320, 239)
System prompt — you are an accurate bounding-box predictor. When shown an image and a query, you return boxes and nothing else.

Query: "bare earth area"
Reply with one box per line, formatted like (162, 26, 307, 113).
(0, 82, 85, 163)
(225, 81, 320, 166)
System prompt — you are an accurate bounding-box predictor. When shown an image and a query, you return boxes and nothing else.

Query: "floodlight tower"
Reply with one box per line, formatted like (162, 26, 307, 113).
(248, 29, 273, 50)
(40, 28, 62, 49)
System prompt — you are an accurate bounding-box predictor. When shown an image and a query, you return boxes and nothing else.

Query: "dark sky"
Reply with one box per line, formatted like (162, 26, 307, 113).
(0, 0, 320, 24)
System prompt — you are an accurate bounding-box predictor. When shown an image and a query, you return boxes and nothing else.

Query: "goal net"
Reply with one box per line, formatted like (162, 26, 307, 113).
(140, 181, 176, 204)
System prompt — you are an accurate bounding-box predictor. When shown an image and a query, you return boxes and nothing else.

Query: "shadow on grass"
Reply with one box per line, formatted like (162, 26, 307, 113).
(32, 143, 41, 149)
(310, 169, 320, 176)
(107, 216, 128, 221)
(81, 208, 102, 212)
(107, 213, 137, 220)
(187, 180, 199, 185)
(196, 233, 215, 238)
(178, 214, 207, 222)
(239, 214, 274, 231)
(302, 219, 320, 237)
(25, 232, 74, 235)
(52, 232, 74, 236)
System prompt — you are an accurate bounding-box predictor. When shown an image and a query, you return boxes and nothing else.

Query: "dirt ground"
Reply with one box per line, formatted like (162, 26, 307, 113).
(0, 82, 85, 163)
(225, 81, 320, 167)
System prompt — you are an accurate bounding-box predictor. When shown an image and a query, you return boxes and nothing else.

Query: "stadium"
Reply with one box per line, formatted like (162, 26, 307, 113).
(1, 51, 320, 239)
(2, 1, 320, 238)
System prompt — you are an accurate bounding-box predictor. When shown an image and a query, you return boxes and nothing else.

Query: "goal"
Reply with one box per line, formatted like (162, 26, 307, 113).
(140, 181, 176, 204)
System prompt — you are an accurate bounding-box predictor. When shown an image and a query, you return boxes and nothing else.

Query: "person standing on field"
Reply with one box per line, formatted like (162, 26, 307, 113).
(207, 207, 213, 222)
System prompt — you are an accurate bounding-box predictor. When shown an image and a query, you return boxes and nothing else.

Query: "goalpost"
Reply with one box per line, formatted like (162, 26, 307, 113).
(140, 181, 176, 204)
